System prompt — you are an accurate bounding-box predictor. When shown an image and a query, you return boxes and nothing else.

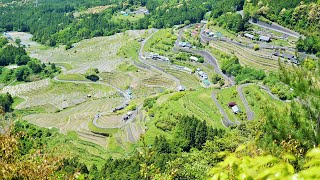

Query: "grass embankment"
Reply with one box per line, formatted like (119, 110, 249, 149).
(12, 96, 25, 108)
(216, 86, 247, 122)
(242, 84, 287, 118)
(165, 69, 202, 89)
(16, 120, 110, 169)
(56, 73, 86, 81)
(207, 24, 238, 39)
(99, 72, 132, 90)
(143, 28, 177, 55)
(207, 41, 278, 71)
(88, 119, 119, 135)
(117, 39, 141, 61)
(50, 131, 109, 168)
(54, 62, 73, 70)
(143, 89, 225, 144)
(44, 81, 112, 94)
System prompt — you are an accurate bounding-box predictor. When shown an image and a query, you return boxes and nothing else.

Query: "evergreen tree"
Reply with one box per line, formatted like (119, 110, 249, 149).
(195, 121, 208, 149)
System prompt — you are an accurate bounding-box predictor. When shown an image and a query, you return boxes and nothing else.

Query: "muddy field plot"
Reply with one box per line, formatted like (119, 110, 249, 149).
(16, 81, 117, 112)
(23, 97, 122, 131)
(210, 41, 278, 71)
(96, 114, 124, 127)
(24, 30, 152, 74)
(1, 79, 50, 96)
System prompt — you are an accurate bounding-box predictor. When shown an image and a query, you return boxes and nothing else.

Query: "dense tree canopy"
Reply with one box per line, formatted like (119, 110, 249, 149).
(0, 45, 60, 83)
(244, 0, 320, 55)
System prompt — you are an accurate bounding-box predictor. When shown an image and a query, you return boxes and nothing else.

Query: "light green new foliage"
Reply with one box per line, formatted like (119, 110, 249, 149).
(57, 73, 86, 81)
(209, 145, 320, 179)
(117, 40, 140, 61)
(143, 28, 177, 55)
(143, 89, 225, 144)
(242, 84, 287, 118)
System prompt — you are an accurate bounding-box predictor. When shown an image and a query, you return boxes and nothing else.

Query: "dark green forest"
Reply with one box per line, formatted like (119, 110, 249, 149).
(1, 0, 318, 54)
(0, 0, 243, 45)
(0, 42, 60, 83)
(1, 0, 320, 179)
(0, 93, 13, 113)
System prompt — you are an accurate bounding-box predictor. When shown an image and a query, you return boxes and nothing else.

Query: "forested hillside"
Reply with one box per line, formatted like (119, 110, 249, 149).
(244, 0, 320, 55)
(2, 59, 320, 179)
(0, 39, 60, 84)
(1, 0, 320, 179)
(0, 0, 244, 45)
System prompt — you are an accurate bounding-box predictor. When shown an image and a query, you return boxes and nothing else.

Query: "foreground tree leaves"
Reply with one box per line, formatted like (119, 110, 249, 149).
(0, 123, 62, 179)
(209, 144, 320, 180)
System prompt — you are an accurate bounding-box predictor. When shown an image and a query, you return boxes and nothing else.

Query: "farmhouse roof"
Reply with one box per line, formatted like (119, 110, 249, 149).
(178, 85, 185, 91)
(202, 79, 210, 86)
(259, 35, 271, 41)
(244, 33, 254, 39)
(232, 105, 240, 113)
(228, 102, 237, 107)
(190, 56, 199, 61)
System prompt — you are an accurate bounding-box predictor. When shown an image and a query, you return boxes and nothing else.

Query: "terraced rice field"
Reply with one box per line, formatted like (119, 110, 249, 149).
(182, 90, 223, 127)
(123, 122, 145, 143)
(1, 79, 50, 96)
(161, 89, 224, 128)
(210, 41, 278, 71)
(132, 84, 167, 98)
(16, 81, 116, 111)
(141, 74, 175, 88)
(143, 89, 225, 144)
(100, 72, 133, 89)
(23, 97, 121, 129)
(165, 69, 201, 89)
(96, 114, 124, 127)
(26, 30, 153, 75)
(23, 97, 123, 147)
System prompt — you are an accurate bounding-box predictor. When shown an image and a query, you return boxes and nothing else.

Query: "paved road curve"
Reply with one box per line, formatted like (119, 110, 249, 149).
(211, 92, 239, 127)
(249, 20, 301, 39)
(175, 24, 294, 124)
(92, 105, 142, 129)
(175, 25, 236, 86)
(237, 84, 255, 120)
(138, 30, 181, 88)
(199, 23, 296, 52)
(53, 65, 133, 130)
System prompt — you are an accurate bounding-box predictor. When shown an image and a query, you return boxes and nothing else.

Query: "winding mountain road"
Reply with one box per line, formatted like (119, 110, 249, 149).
(175, 24, 294, 125)
(175, 25, 235, 86)
(237, 84, 255, 120)
(199, 23, 296, 52)
(92, 105, 142, 130)
(249, 20, 301, 39)
(211, 92, 240, 127)
(138, 30, 181, 88)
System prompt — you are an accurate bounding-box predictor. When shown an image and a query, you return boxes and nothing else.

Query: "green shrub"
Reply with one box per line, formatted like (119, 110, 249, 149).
(169, 92, 186, 101)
